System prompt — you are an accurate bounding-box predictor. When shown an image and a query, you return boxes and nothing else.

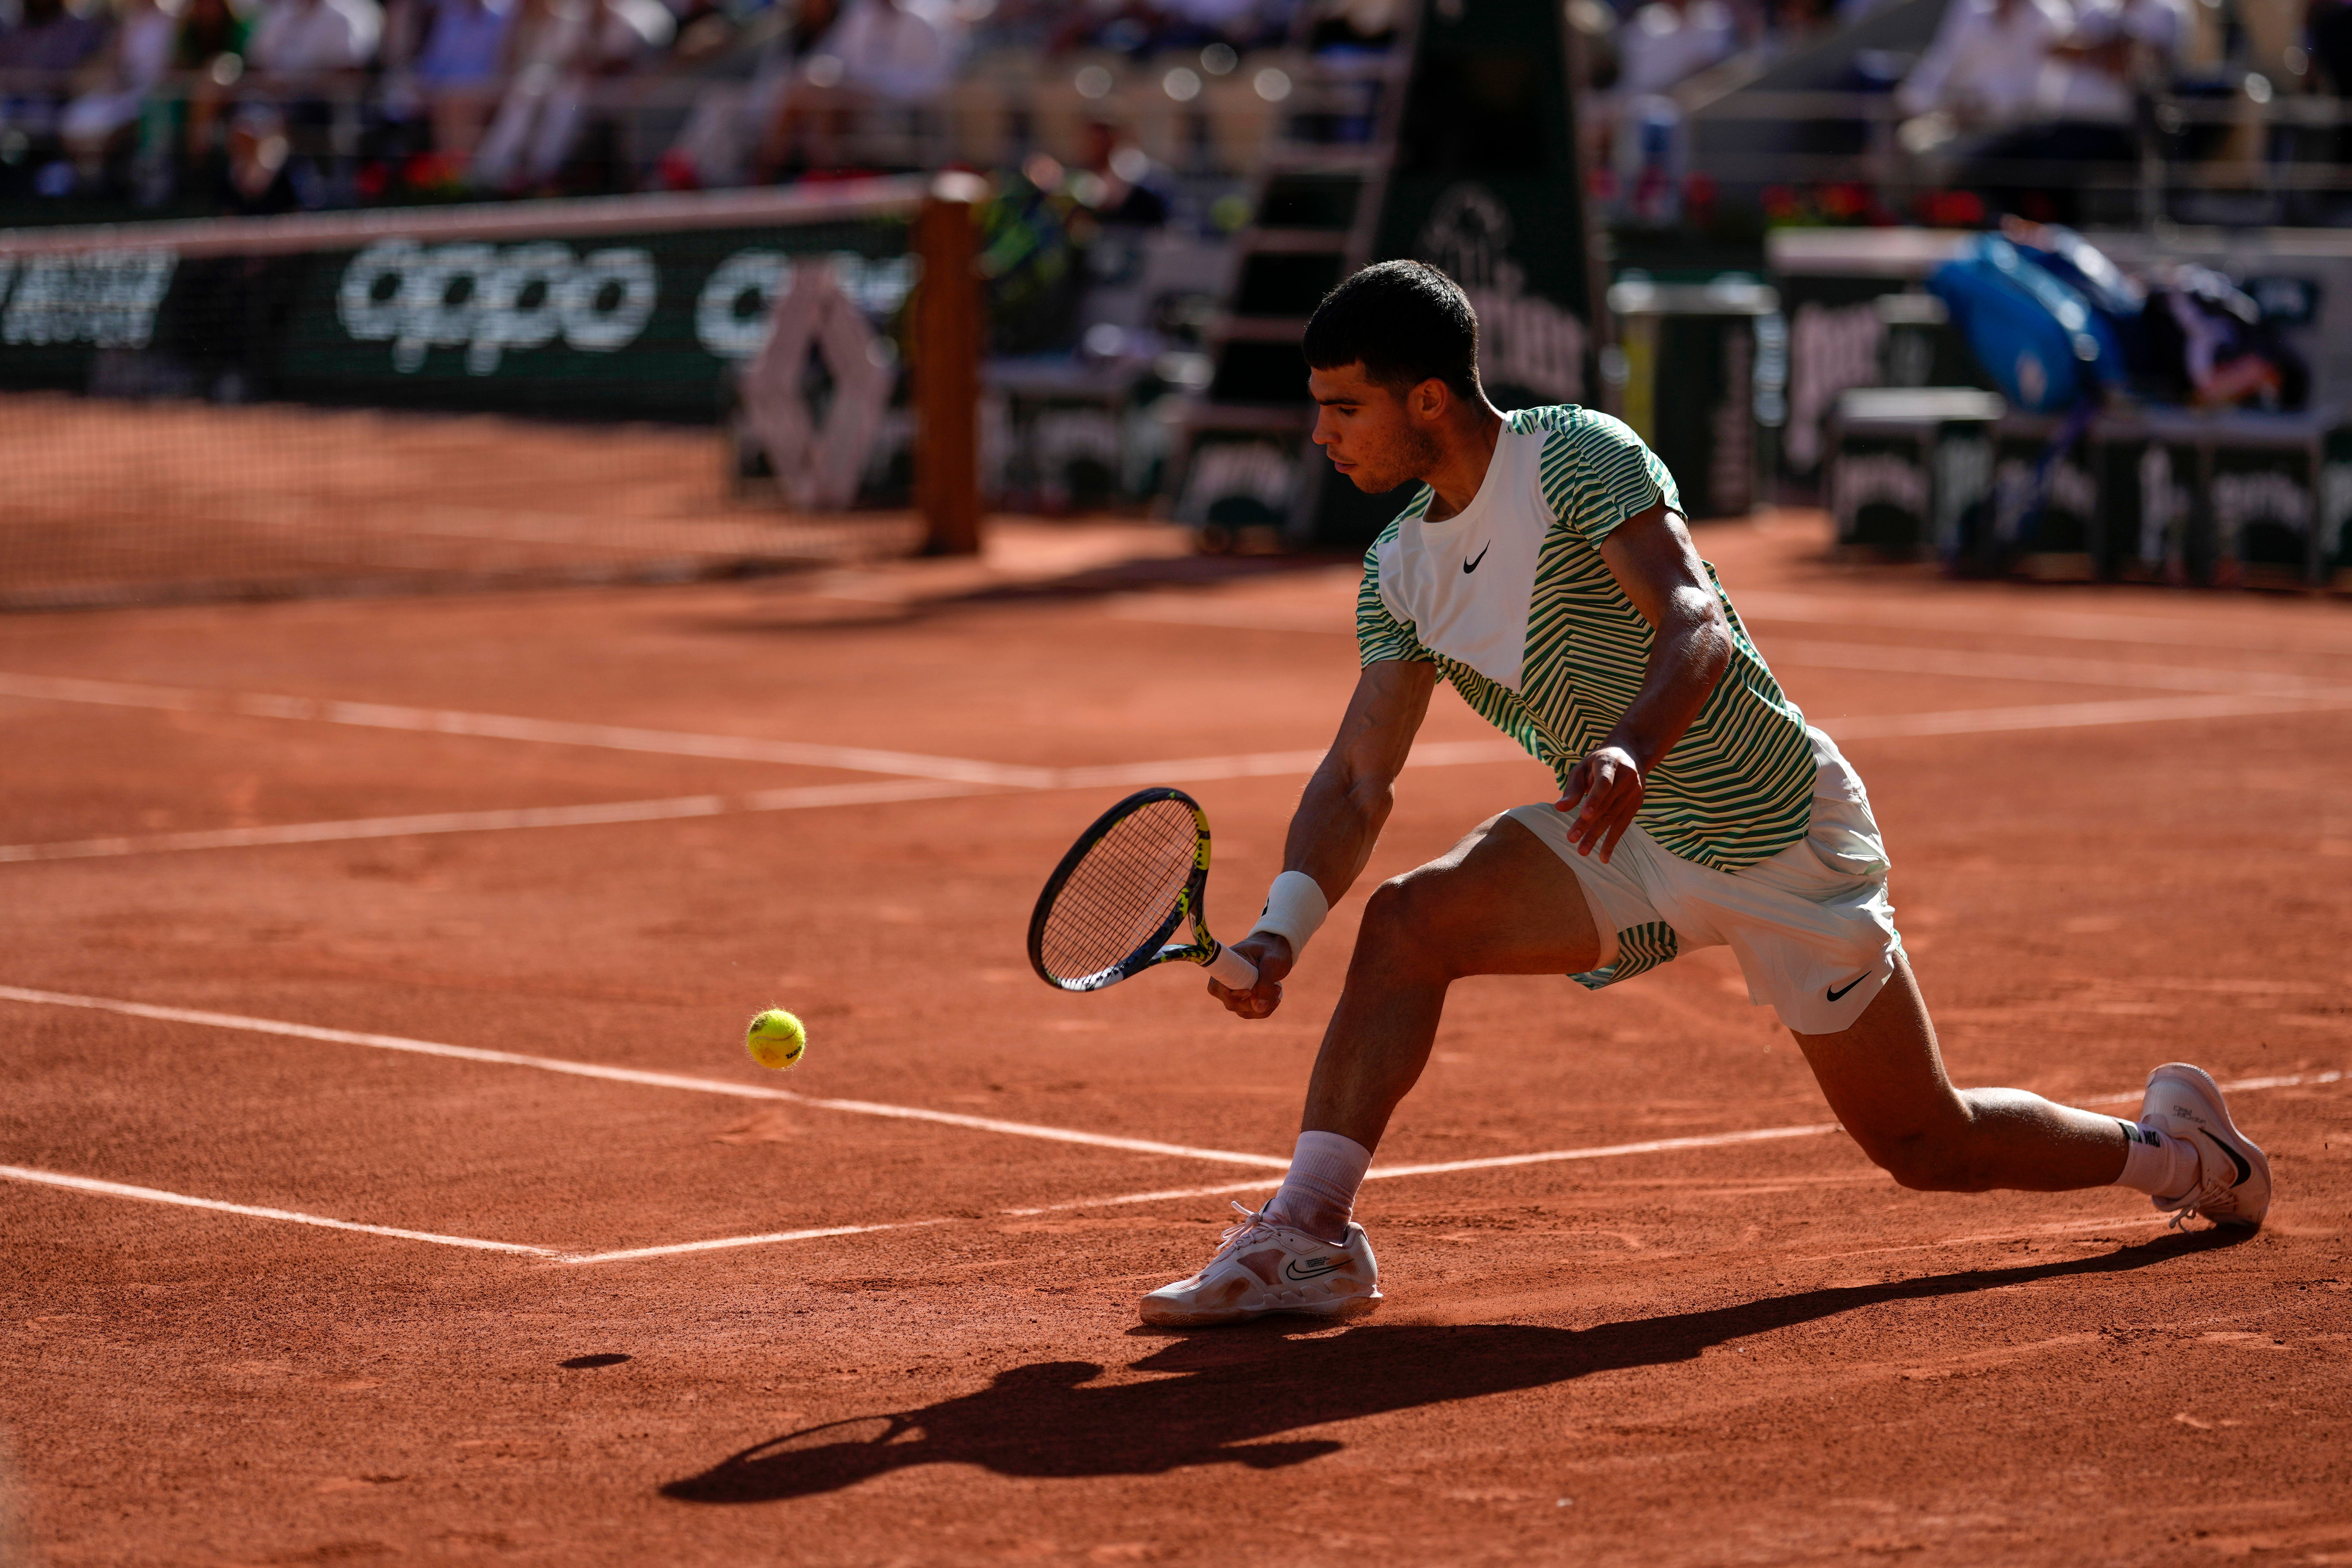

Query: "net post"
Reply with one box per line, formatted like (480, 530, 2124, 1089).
(913, 175, 986, 557)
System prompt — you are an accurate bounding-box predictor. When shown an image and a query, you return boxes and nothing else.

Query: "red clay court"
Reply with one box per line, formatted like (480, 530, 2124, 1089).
(2, 511, 2348, 1565)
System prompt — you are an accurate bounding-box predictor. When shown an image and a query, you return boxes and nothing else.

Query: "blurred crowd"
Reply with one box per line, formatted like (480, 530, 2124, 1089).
(1586, 0, 2352, 223)
(3, 0, 2349, 216)
(0, 0, 1399, 207)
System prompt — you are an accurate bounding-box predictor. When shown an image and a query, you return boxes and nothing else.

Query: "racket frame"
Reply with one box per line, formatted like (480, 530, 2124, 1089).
(1026, 786, 1255, 993)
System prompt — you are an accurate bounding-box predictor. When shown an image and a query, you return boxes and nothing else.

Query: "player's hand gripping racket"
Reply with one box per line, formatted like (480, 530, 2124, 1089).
(1027, 787, 1258, 993)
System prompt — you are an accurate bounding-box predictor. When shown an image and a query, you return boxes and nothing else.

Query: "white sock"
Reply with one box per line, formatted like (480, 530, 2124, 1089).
(1263, 1130, 1372, 1243)
(2113, 1119, 2198, 1201)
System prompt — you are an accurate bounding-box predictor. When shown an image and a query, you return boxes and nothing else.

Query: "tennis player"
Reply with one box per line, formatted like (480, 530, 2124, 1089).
(1141, 261, 2270, 1327)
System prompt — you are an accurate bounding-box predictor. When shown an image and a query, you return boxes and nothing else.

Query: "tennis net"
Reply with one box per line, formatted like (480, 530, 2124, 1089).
(0, 180, 942, 610)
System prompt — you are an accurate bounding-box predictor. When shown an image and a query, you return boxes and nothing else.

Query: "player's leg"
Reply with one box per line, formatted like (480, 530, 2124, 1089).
(1789, 954, 2130, 1191)
(1138, 814, 1602, 1327)
(1792, 955, 2271, 1224)
(1297, 810, 1605, 1154)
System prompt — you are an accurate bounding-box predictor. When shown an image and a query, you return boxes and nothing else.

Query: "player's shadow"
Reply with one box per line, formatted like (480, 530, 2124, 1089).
(662, 1227, 2244, 1504)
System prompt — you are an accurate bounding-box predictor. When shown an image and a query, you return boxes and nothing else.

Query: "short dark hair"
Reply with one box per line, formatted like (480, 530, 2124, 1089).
(1302, 260, 1481, 401)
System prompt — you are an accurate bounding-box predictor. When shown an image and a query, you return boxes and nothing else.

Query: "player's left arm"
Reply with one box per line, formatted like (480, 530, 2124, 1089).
(1559, 500, 1735, 861)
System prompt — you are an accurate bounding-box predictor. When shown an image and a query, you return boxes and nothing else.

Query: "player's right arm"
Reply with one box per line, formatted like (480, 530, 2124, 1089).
(1209, 658, 1435, 1019)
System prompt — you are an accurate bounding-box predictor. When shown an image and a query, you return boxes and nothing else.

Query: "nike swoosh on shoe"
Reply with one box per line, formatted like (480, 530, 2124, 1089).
(2198, 1128, 2253, 1187)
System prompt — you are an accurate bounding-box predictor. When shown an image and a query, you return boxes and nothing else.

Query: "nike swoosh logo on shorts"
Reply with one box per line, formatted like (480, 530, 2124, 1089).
(2198, 1128, 2253, 1187)
(1826, 973, 1868, 1002)
(1462, 543, 1491, 574)
(1283, 1257, 1343, 1281)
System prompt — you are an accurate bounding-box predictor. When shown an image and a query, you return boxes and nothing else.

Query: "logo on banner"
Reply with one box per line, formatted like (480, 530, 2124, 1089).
(1788, 302, 1883, 473)
(337, 239, 659, 374)
(1415, 185, 1585, 404)
(2210, 470, 2309, 549)
(1180, 439, 1295, 526)
(2323, 461, 2352, 563)
(0, 250, 177, 349)
(1832, 452, 1926, 529)
(738, 261, 895, 512)
(692, 249, 917, 361)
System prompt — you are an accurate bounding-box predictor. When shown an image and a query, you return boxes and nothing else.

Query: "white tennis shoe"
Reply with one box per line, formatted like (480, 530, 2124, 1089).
(1140, 1202, 1382, 1327)
(2140, 1063, 2272, 1230)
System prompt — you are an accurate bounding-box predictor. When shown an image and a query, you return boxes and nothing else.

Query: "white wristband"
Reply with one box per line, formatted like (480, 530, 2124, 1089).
(1247, 871, 1330, 955)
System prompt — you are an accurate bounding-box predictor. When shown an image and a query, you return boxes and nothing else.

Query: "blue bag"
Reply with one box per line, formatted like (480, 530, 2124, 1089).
(1927, 236, 2121, 414)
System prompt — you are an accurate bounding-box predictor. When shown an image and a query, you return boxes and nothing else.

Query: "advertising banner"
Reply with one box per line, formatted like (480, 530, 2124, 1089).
(0, 215, 911, 423)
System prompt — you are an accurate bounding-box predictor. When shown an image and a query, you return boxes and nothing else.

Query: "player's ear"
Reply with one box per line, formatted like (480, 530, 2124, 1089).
(1409, 376, 1449, 424)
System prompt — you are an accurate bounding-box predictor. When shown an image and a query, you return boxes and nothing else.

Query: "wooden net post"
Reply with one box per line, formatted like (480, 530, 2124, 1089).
(912, 176, 986, 556)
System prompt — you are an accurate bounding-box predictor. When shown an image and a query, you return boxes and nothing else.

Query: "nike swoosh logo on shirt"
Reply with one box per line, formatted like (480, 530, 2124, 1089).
(1825, 973, 1868, 1002)
(1462, 543, 1491, 574)
(2197, 1128, 2253, 1187)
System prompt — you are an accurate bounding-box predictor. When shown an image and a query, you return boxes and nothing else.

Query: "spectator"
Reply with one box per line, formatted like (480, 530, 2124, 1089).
(1076, 117, 1169, 224)
(1609, 0, 1736, 223)
(1616, 0, 1737, 94)
(161, 108, 303, 402)
(2048, 0, 2187, 117)
(243, 0, 382, 190)
(1763, 0, 1835, 51)
(1304, 0, 1399, 52)
(1155, 0, 1284, 49)
(755, 0, 957, 175)
(0, 0, 110, 181)
(411, 0, 513, 159)
(2137, 263, 2308, 407)
(663, 0, 836, 188)
(173, 0, 248, 66)
(176, 0, 251, 172)
(2311, 0, 2352, 164)
(821, 0, 962, 100)
(247, 0, 383, 80)
(472, 0, 670, 190)
(1895, 0, 2071, 127)
(60, 0, 182, 185)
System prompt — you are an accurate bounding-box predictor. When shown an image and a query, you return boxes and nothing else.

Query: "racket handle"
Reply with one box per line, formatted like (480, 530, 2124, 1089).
(1203, 942, 1258, 991)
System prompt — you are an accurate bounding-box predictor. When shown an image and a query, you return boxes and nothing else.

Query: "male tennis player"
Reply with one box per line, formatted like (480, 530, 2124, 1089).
(1141, 260, 2270, 1327)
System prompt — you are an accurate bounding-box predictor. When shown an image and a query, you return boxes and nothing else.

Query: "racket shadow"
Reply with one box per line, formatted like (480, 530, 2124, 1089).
(659, 1227, 2246, 1505)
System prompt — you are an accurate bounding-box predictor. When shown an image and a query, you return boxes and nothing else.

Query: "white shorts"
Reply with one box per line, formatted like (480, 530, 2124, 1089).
(1505, 726, 1903, 1035)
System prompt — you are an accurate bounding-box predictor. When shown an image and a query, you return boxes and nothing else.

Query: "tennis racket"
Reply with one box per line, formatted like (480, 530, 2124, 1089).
(1027, 787, 1259, 993)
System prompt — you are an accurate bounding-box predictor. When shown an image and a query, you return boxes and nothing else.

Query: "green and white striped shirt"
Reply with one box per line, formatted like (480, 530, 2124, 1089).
(1356, 404, 1812, 871)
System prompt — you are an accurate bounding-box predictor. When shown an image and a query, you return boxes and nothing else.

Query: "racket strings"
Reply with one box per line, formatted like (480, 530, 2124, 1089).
(1036, 798, 1201, 980)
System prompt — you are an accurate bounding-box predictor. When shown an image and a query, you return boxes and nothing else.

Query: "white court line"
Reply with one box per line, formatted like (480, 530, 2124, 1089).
(1110, 589, 2352, 660)
(999, 1068, 2347, 1217)
(0, 778, 987, 864)
(0, 1165, 557, 1256)
(0, 671, 1060, 788)
(1106, 600, 2352, 701)
(1774, 641, 2349, 700)
(5, 1071, 2337, 1262)
(0, 740, 1534, 864)
(561, 1219, 947, 1266)
(0, 667, 1529, 801)
(1000, 1125, 1844, 1214)
(0, 1161, 937, 1263)
(0, 985, 1289, 1170)
(1734, 590, 2352, 658)
(5, 684, 2341, 866)
(1829, 692, 2344, 740)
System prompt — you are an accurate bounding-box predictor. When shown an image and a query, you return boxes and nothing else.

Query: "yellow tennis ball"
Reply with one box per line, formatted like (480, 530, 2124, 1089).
(745, 1008, 806, 1071)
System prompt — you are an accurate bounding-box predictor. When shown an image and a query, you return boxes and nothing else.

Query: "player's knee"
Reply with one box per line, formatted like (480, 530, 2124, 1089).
(1355, 875, 1453, 974)
(1357, 876, 1416, 951)
(1858, 1130, 1985, 1192)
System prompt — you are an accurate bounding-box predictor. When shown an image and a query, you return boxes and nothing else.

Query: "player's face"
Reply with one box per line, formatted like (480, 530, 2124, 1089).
(1309, 362, 1444, 492)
